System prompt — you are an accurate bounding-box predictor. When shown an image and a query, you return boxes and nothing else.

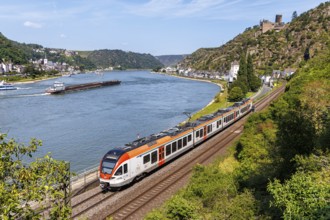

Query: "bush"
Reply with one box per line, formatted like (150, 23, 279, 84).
(165, 195, 199, 220)
(228, 86, 244, 102)
(268, 167, 330, 220)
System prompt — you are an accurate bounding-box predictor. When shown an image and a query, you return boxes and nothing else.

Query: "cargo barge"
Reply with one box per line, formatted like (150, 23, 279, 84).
(45, 80, 121, 94)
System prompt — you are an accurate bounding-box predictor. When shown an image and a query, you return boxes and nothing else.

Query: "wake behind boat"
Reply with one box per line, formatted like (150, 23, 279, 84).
(0, 80, 17, 90)
(45, 80, 121, 94)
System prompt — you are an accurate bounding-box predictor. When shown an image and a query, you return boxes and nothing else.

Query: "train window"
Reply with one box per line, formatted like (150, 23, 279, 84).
(114, 166, 123, 176)
(123, 164, 128, 174)
(196, 130, 199, 138)
(166, 144, 171, 156)
(172, 142, 177, 153)
(183, 137, 187, 147)
(143, 154, 150, 164)
(207, 125, 212, 133)
(188, 135, 192, 142)
(200, 129, 204, 137)
(151, 151, 157, 164)
(217, 120, 221, 128)
(101, 158, 116, 174)
(178, 139, 182, 150)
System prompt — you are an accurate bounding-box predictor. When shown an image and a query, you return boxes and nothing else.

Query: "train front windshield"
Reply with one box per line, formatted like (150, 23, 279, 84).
(102, 158, 117, 174)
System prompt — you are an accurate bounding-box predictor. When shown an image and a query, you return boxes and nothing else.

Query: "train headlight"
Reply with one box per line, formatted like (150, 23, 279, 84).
(100, 182, 109, 190)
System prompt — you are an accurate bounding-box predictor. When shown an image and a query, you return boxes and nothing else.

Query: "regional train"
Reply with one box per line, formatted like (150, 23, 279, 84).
(98, 98, 253, 190)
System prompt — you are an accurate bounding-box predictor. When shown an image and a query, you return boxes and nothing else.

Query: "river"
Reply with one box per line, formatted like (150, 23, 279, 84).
(0, 70, 219, 172)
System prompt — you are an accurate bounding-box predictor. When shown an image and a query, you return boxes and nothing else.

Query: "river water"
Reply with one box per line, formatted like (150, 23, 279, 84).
(0, 71, 219, 172)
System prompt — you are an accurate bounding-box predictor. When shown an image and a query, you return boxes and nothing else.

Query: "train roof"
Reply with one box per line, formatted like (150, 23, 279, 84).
(104, 148, 126, 160)
(123, 124, 193, 150)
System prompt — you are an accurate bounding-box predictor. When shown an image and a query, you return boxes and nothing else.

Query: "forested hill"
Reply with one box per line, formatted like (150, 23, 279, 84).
(155, 54, 188, 67)
(81, 49, 164, 69)
(0, 32, 34, 64)
(0, 33, 163, 70)
(179, 2, 330, 74)
(0, 32, 96, 70)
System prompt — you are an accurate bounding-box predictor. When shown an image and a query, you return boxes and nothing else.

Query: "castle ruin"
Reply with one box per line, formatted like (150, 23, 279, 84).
(260, 14, 285, 33)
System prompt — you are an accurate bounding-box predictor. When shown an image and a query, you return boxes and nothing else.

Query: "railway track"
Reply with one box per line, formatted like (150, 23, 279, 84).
(71, 84, 285, 220)
(71, 188, 115, 218)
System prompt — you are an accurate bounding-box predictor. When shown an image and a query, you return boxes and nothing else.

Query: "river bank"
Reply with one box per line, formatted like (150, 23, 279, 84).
(7, 76, 60, 85)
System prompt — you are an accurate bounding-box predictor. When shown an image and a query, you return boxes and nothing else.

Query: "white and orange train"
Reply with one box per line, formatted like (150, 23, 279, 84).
(99, 98, 253, 190)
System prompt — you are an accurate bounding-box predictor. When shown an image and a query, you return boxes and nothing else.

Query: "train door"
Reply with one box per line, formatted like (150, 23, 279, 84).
(158, 146, 165, 166)
(122, 163, 129, 182)
(203, 125, 207, 140)
(113, 163, 129, 182)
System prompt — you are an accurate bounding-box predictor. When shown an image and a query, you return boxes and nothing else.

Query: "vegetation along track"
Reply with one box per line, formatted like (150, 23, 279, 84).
(72, 84, 285, 220)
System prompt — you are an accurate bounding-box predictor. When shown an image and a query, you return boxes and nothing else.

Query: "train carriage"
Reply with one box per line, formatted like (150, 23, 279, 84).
(99, 98, 253, 190)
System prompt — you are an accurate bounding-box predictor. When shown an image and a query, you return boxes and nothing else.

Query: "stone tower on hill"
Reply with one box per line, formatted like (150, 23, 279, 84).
(260, 14, 285, 33)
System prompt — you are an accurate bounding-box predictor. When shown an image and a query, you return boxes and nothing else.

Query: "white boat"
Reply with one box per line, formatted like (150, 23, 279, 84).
(45, 81, 66, 94)
(0, 80, 17, 90)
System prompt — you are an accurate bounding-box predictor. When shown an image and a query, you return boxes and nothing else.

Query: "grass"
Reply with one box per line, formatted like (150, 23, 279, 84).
(189, 89, 234, 121)
(188, 82, 259, 122)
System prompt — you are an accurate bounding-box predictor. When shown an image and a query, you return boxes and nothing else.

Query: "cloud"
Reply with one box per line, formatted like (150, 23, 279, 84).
(23, 21, 43, 28)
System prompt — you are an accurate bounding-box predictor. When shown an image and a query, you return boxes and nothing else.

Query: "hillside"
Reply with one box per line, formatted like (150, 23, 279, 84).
(0, 34, 164, 71)
(0, 32, 96, 70)
(180, 2, 330, 74)
(155, 54, 188, 67)
(85, 49, 164, 69)
(0, 32, 31, 64)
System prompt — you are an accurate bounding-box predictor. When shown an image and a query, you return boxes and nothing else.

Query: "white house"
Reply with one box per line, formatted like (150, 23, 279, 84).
(229, 61, 239, 80)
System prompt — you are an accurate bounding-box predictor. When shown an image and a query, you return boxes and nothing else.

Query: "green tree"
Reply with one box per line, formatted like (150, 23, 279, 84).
(247, 54, 261, 92)
(24, 64, 43, 79)
(165, 195, 198, 220)
(230, 78, 249, 95)
(237, 52, 248, 85)
(304, 47, 310, 61)
(230, 52, 253, 96)
(228, 86, 244, 102)
(268, 170, 330, 220)
(292, 11, 298, 21)
(0, 134, 72, 219)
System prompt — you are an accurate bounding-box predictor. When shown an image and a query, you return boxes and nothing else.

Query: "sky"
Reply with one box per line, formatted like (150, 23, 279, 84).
(0, 0, 326, 55)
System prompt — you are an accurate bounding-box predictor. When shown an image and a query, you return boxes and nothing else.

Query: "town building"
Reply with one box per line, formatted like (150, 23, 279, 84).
(229, 61, 239, 80)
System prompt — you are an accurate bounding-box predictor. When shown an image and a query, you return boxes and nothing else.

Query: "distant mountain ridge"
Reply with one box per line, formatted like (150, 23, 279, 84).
(155, 55, 188, 67)
(180, 2, 330, 74)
